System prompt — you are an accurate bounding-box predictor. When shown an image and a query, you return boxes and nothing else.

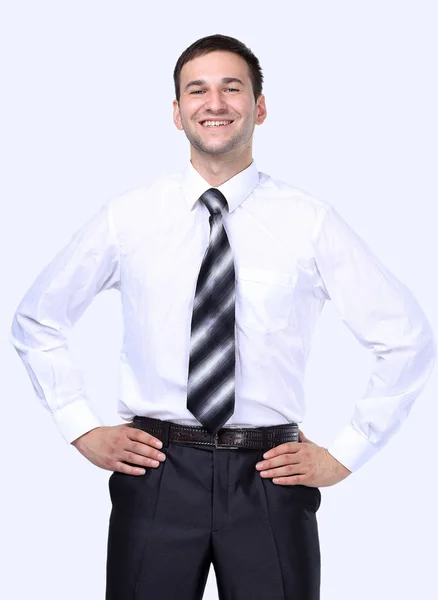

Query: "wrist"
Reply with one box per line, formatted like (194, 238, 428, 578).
(327, 449, 352, 478)
(71, 431, 89, 449)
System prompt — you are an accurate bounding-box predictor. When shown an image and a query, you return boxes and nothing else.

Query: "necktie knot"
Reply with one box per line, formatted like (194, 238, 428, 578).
(199, 188, 228, 216)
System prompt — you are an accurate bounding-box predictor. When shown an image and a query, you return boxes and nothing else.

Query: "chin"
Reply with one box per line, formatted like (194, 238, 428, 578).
(202, 144, 232, 155)
(198, 138, 240, 155)
(185, 129, 241, 155)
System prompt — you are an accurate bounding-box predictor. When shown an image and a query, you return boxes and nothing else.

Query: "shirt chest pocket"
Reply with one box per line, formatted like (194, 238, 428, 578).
(235, 267, 298, 334)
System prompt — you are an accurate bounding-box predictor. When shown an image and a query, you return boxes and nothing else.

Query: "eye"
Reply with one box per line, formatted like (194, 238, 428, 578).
(190, 90, 205, 95)
(225, 88, 239, 92)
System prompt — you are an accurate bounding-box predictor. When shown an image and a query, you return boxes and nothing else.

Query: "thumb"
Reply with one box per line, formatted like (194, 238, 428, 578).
(299, 429, 314, 444)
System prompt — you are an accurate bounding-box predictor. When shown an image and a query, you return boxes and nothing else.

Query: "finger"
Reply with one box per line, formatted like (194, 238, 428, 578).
(126, 439, 167, 463)
(113, 461, 147, 476)
(122, 450, 161, 469)
(256, 454, 300, 471)
(128, 427, 163, 449)
(263, 441, 301, 459)
(259, 464, 305, 479)
(272, 475, 309, 486)
(299, 430, 315, 445)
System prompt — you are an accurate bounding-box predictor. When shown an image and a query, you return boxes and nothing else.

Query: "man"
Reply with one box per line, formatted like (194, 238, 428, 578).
(10, 34, 435, 599)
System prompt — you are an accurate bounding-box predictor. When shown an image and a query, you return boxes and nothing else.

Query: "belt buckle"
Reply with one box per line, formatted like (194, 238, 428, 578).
(214, 431, 238, 450)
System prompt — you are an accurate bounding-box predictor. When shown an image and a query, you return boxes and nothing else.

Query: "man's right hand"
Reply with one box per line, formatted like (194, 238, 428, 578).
(71, 424, 166, 475)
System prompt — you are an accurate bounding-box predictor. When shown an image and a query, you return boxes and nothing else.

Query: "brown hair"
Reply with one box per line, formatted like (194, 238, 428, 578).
(173, 34, 263, 102)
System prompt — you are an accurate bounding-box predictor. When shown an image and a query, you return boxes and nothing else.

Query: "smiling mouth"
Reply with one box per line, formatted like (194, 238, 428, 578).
(199, 120, 234, 128)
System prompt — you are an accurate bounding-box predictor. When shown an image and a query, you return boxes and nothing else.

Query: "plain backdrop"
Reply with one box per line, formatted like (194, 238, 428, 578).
(1, 1, 437, 599)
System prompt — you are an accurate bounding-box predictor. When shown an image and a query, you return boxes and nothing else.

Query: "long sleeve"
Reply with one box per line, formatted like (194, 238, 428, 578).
(9, 196, 121, 444)
(313, 203, 436, 472)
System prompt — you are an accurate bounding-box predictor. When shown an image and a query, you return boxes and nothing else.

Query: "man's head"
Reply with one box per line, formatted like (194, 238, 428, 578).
(173, 34, 267, 160)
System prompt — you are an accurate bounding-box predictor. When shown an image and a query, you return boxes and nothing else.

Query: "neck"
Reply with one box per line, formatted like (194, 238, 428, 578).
(190, 145, 253, 187)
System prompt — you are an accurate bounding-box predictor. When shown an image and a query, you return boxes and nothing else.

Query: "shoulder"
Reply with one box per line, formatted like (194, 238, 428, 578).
(108, 172, 184, 220)
(255, 170, 333, 223)
(112, 173, 182, 205)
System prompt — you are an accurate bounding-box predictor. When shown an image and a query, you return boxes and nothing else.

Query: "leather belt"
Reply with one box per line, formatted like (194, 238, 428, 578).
(131, 416, 300, 450)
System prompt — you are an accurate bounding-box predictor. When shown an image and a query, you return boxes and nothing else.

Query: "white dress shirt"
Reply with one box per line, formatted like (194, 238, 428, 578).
(10, 160, 436, 472)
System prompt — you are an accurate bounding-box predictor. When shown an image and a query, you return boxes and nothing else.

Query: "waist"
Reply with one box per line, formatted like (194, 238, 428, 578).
(131, 416, 300, 450)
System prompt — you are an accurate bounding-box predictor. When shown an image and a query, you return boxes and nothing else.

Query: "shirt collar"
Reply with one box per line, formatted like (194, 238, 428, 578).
(181, 159, 260, 213)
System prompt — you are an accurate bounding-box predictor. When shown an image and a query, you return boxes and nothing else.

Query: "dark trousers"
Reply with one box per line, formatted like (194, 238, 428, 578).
(105, 430, 321, 599)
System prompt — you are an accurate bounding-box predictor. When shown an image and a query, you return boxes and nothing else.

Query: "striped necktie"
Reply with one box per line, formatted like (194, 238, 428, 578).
(186, 188, 236, 434)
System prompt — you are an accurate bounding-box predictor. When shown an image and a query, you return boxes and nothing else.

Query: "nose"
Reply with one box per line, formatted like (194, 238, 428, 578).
(204, 89, 228, 113)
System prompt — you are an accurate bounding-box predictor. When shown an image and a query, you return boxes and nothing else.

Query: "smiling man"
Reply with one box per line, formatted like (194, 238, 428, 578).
(10, 34, 436, 600)
(174, 50, 263, 169)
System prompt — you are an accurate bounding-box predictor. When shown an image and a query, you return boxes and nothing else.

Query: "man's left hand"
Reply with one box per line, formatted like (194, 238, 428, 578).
(255, 430, 352, 487)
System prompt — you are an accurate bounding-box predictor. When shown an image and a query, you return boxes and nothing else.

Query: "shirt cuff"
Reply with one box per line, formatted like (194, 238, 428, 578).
(326, 424, 380, 472)
(52, 398, 103, 444)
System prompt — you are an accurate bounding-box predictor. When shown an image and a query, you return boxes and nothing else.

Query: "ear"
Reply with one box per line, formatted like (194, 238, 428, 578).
(173, 99, 184, 131)
(255, 94, 267, 126)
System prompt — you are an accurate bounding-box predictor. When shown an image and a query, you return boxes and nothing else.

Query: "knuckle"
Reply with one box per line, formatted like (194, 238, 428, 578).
(108, 444, 118, 459)
(127, 427, 139, 441)
(113, 434, 124, 449)
(147, 433, 158, 446)
(127, 440, 137, 453)
(131, 441, 144, 455)
(116, 428, 126, 442)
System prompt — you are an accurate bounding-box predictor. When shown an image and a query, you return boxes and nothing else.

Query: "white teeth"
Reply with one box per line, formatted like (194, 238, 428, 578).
(202, 120, 232, 127)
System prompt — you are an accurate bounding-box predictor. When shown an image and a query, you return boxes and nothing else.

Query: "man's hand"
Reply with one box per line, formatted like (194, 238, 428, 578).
(71, 424, 166, 475)
(255, 430, 351, 487)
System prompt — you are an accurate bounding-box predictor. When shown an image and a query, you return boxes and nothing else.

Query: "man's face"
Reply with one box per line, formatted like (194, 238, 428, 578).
(173, 50, 266, 157)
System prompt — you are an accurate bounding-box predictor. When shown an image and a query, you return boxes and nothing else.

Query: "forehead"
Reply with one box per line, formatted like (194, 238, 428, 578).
(180, 50, 251, 83)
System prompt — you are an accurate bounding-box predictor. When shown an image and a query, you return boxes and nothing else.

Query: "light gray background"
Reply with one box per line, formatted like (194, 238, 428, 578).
(1, 1, 437, 598)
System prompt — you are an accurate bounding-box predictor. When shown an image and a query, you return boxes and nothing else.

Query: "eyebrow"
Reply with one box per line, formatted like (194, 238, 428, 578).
(184, 77, 245, 92)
